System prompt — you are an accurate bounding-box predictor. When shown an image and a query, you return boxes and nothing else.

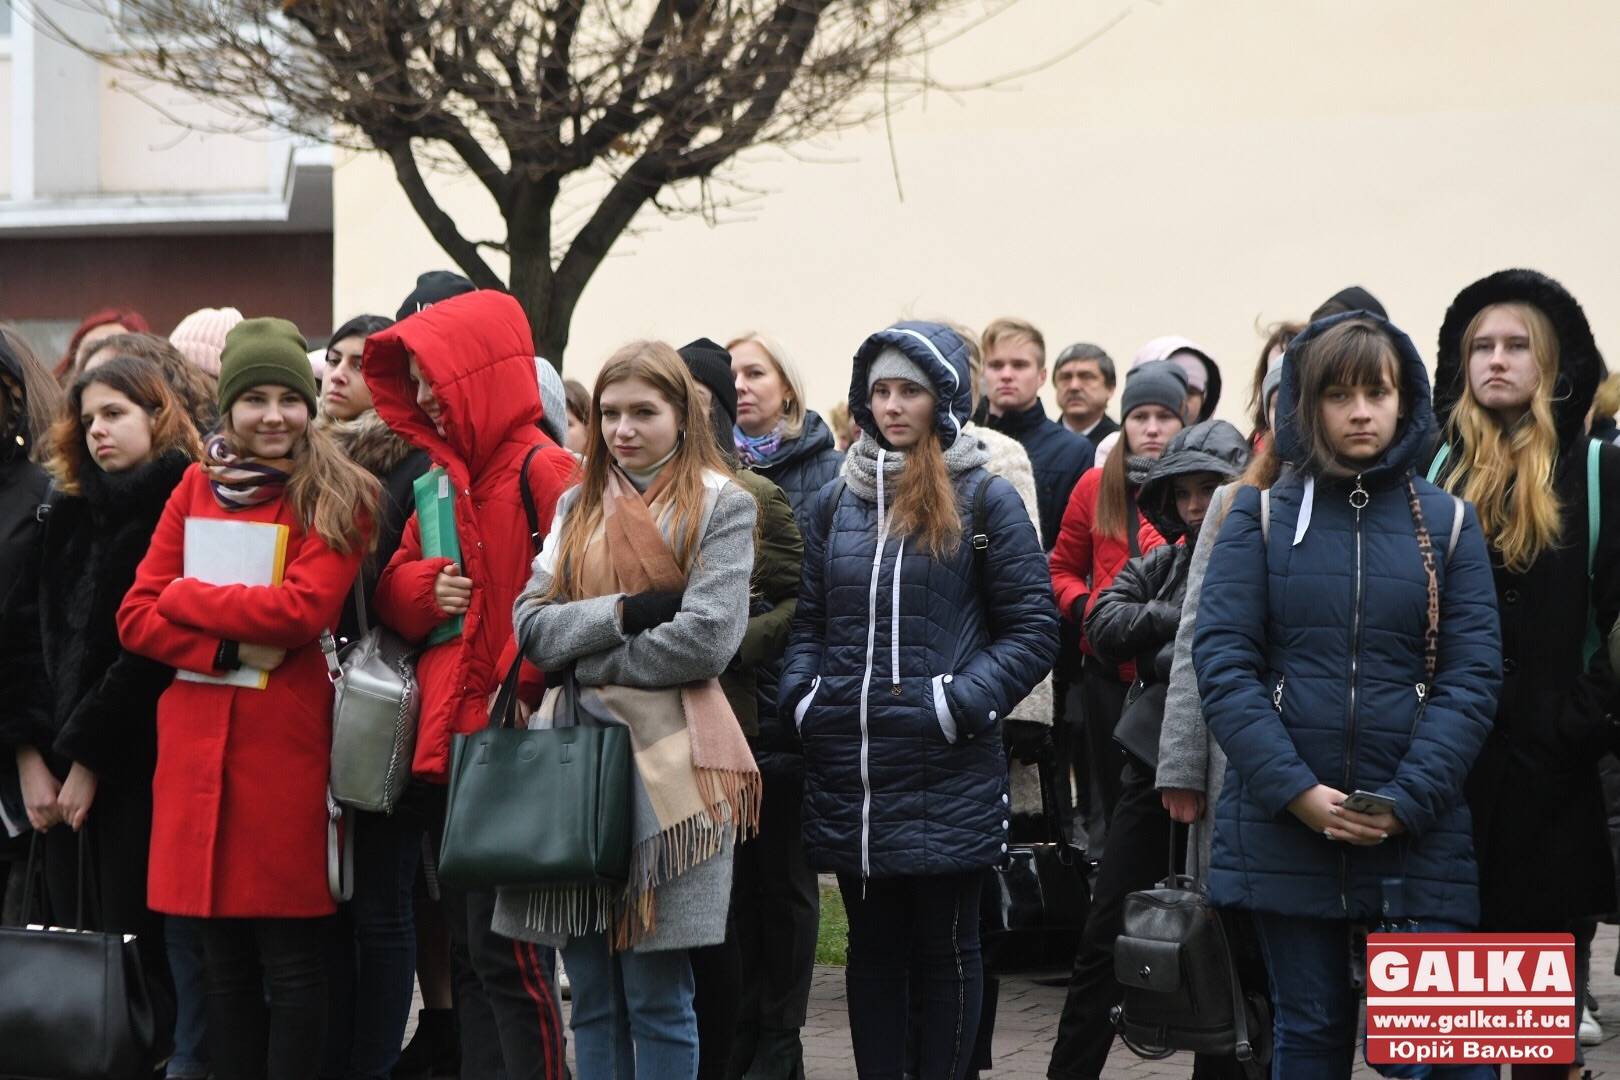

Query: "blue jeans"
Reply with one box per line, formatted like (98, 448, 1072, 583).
(1252, 913, 1498, 1080)
(562, 933, 698, 1079)
(322, 809, 422, 1079)
(167, 916, 211, 1079)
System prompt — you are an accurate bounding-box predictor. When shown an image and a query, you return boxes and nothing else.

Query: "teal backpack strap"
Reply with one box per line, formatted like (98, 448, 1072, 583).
(1425, 441, 1451, 484)
(1586, 439, 1603, 665)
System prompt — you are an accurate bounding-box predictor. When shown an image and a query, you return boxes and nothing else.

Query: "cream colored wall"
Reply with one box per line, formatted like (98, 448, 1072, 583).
(0, 57, 10, 198)
(97, 66, 270, 194)
(334, 0, 1620, 429)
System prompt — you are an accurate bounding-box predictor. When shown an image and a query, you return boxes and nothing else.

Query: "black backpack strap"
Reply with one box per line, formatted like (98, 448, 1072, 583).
(1124, 485, 1142, 558)
(970, 474, 995, 614)
(518, 445, 544, 553)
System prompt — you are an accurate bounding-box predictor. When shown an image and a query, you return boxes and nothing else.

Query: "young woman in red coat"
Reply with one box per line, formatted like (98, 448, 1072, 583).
(365, 288, 577, 1080)
(1048, 359, 1184, 843)
(119, 318, 379, 1080)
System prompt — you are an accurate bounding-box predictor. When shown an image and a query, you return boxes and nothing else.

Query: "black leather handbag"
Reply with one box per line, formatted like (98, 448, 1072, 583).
(438, 660, 633, 890)
(980, 742, 1091, 977)
(1111, 830, 1269, 1077)
(0, 834, 160, 1079)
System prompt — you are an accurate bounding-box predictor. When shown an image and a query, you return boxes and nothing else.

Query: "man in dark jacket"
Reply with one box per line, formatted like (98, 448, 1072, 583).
(1053, 342, 1119, 443)
(975, 317, 1094, 550)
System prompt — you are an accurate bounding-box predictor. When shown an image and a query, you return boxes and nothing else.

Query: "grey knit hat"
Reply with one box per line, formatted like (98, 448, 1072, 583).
(1120, 359, 1189, 420)
(1261, 363, 1285, 414)
(533, 357, 567, 445)
(866, 345, 934, 397)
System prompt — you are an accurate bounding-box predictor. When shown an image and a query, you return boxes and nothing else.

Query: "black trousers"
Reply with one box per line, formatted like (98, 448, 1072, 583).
(427, 799, 566, 1080)
(841, 871, 983, 1080)
(443, 884, 566, 1079)
(1046, 765, 1258, 1080)
(197, 916, 327, 1080)
(1048, 763, 1178, 1079)
(1077, 658, 1129, 853)
(730, 769, 820, 1048)
(690, 908, 742, 1080)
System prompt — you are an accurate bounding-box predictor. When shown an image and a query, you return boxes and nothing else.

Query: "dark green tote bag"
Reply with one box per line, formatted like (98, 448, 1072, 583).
(437, 659, 632, 889)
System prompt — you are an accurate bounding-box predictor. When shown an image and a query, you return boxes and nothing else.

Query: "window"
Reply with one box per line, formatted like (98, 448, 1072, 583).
(1, 1, 12, 37)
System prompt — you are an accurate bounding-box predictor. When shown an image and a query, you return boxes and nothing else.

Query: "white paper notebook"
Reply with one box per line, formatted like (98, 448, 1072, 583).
(175, 518, 290, 690)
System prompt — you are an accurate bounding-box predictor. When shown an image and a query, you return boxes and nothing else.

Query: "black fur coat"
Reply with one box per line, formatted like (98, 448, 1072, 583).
(0, 450, 191, 782)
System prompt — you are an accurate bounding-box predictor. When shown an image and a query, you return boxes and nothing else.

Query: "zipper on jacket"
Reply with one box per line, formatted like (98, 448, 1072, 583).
(1340, 475, 1370, 913)
(1272, 676, 1285, 713)
(857, 450, 893, 880)
(890, 541, 905, 697)
(1410, 683, 1427, 739)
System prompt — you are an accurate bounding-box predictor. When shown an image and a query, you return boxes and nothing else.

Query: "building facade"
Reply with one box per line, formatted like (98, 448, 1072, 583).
(1, 0, 331, 360)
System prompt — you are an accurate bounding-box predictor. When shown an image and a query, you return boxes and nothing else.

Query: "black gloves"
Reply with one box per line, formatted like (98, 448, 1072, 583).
(622, 590, 684, 635)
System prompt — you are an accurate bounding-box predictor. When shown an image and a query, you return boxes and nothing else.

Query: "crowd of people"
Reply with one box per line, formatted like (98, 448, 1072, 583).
(0, 263, 1617, 1080)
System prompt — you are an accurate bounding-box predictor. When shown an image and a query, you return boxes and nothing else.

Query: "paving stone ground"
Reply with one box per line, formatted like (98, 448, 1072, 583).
(791, 921, 1620, 1078)
(418, 922, 1620, 1077)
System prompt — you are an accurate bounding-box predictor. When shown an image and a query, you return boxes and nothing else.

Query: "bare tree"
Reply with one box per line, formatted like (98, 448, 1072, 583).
(57, 0, 1033, 364)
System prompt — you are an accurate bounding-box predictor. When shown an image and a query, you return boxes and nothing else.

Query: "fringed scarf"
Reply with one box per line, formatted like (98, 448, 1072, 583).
(521, 467, 761, 949)
(733, 422, 785, 467)
(203, 435, 295, 511)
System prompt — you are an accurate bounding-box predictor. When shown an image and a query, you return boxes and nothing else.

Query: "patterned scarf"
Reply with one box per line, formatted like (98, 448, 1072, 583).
(733, 422, 785, 467)
(513, 467, 761, 949)
(203, 434, 295, 511)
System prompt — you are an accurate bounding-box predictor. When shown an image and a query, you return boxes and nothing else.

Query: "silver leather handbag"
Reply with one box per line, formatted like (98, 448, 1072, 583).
(322, 577, 420, 815)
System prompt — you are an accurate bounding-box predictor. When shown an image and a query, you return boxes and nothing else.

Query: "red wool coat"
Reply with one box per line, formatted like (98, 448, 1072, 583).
(1048, 467, 1165, 683)
(366, 290, 577, 782)
(117, 466, 363, 918)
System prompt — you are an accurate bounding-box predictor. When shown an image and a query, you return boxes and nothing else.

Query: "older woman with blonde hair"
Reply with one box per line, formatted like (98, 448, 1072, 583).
(727, 332, 842, 524)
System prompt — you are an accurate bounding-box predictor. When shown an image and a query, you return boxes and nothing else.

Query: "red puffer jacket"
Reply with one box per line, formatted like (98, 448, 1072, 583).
(367, 291, 577, 782)
(1048, 467, 1165, 683)
(118, 467, 364, 917)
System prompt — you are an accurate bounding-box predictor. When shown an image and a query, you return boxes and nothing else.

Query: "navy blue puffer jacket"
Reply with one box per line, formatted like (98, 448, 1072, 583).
(781, 322, 1059, 878)
(1192, 312, 1502, 924)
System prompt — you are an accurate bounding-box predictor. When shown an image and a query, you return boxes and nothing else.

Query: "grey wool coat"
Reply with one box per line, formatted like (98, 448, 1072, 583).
(1155, 481, 1237, 877)
(492, 472, 757, 952)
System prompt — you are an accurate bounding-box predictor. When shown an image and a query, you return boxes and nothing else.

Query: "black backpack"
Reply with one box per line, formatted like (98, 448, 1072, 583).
(1110, 830, 1271, 1077)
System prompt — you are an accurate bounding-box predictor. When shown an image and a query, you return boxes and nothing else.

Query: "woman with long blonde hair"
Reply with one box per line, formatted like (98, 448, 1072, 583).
(118, 318, 379, 1080)
(1428, 270, 1620, 1078)
(782, 322, 1057, 1078)
(496, 340, 760, 1079)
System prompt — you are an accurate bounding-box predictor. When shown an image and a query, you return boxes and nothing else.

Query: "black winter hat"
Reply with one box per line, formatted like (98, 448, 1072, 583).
(1311, 285, 1388, 322)
(396, 271, 477, 322)
(1434, 268, 1603, 444)
(678, 337, 738, 456)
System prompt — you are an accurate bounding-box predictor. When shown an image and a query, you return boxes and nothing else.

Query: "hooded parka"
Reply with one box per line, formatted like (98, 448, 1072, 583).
(1192, 312, 1502, 925)
(1429, 269, 1620, 927)
(781, 322, 1059, 878)
(366, 291, 578, 782)
(1086, 421, 1250, 744)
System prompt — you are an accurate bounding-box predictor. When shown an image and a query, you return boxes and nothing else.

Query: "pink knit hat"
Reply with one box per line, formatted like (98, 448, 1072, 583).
(169, 307, 244, 376)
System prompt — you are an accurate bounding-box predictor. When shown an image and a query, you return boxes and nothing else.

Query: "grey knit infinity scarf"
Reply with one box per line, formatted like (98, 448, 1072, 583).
(841, 430, 990, 504)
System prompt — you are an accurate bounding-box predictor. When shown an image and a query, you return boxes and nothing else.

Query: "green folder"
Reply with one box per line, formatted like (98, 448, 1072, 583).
(415, 467, 465, 646)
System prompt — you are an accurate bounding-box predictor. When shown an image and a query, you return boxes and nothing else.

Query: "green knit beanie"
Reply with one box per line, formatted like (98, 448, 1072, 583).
(217, 318, 318, 414)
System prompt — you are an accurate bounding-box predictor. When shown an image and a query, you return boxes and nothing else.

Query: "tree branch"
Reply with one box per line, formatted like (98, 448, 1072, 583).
(385, 140, 505, 289)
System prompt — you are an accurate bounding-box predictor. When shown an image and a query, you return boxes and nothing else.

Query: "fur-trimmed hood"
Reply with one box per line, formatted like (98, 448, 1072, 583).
(1434, 268, 1604, 448)
(316, 407, 418, 479)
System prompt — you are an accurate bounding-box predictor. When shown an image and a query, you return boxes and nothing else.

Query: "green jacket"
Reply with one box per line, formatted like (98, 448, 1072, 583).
(721, 468, 803, 734)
